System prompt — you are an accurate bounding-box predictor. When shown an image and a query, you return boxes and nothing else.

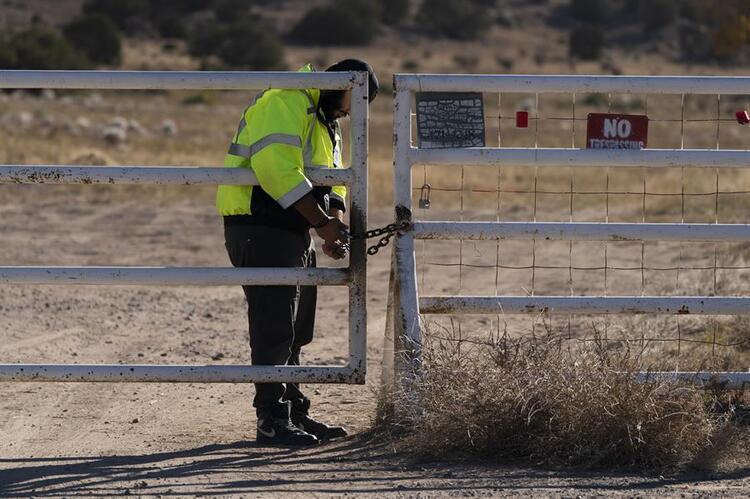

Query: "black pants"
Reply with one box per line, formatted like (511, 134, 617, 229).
(224, 223, 316, 418)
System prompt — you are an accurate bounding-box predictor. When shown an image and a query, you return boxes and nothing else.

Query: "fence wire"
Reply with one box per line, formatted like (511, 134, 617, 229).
(412, 91, 750, 367)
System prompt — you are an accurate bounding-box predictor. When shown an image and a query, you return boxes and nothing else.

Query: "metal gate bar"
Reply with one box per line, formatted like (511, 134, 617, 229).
(0, 69, 369, 384)
(413, 222, 750, 242)
(0, 364, 355, 383)
(0, 267, 349, 286)
(411, 148, 750, 168)
(419, 296, 750, 315)
(0, 165, 353, 185)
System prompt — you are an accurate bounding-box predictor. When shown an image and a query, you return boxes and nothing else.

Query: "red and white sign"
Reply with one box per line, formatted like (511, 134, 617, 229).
(586, 113, 648, 149)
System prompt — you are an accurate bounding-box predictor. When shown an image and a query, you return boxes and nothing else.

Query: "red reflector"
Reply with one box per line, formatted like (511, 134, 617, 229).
(516, 111, 529, 128)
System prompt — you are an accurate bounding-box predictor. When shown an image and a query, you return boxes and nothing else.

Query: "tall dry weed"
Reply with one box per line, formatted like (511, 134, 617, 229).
(376, 325, 746, 470)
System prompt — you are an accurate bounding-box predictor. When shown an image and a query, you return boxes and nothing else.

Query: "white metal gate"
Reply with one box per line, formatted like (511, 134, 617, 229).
(389, 74, 750, 389)
(0, 69, 369, 384)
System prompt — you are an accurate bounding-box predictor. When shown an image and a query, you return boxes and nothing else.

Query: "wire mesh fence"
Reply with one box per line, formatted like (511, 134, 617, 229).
(410, 90, 750, 370)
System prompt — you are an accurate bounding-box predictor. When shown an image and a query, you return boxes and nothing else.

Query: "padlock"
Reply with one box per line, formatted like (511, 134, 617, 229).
(419, 183, 431, 209)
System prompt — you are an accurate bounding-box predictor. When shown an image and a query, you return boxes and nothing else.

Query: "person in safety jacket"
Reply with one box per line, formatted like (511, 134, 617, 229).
(217, 59, 378, 446)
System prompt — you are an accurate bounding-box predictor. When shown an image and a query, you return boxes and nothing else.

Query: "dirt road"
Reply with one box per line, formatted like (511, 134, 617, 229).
(0, 190, 747, 497)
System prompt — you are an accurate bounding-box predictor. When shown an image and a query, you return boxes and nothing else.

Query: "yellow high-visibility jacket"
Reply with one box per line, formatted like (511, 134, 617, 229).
(216, 64, 346, 227)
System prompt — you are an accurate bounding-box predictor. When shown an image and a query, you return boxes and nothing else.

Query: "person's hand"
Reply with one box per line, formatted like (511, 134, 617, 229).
(323, 241, 349, 260)
(314, 217, 350, 246)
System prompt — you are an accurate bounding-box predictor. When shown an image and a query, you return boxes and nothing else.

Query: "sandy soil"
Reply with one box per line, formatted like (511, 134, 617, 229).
(0, 189, 748, 497)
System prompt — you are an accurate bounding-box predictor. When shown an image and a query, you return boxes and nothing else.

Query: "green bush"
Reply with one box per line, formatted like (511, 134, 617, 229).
(189, 18, 285, 70)
(570, 0, 609, 24)
(214, 0, 253, 23)
(291, 2, 380, 46)
(155, 17, 188, 39)
(570, 25, 604, 60)
(0, 38, 17, 68)
(83, 0, 148, 30)
(416, 0, 491, 40)
(0, 27, 89, 69)
(638, 0, 678, 31)
(63, 14, 121, 65)
(379, 0, 409, 26)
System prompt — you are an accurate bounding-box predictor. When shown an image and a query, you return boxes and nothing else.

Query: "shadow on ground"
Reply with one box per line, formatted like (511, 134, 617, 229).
(1, 434, 749, 496)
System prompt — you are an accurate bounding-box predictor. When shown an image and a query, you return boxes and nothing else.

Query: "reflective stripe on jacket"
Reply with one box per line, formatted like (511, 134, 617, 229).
(216, 64, 347, 218)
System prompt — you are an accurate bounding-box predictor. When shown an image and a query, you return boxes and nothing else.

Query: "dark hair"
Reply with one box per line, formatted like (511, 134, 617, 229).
(325, 58, 378, 102)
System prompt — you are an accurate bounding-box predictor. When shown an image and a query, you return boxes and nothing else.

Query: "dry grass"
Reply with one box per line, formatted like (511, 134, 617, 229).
(375, 325, 749, 471)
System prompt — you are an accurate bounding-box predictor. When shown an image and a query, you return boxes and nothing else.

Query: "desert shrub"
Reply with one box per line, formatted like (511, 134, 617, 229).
(189, 18, 285, 69)
(569, 0, 609, 24)
(63, 14, 121, 65)
(181, 91, 216, 106)
(291, 2, 380, 46)
(379, 0, 410, 26)
(638, 0, 677, 31)
(402, 59, 419, 71)
(82, 0, 148, 31)
(710, 15, 750, 60)
(376, 329, 734, 469)
(214, 0, 253, 23)
(156, 17, 188, 39)
(0, 27, 89, 69)
(570, 25, 604, 60)
(0, 38, 17, 68)
(416, 0, 491, 40)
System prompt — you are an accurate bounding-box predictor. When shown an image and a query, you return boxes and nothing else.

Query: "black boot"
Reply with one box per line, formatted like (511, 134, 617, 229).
(291, 413, 348, 441)
(257, 402, 319, 447)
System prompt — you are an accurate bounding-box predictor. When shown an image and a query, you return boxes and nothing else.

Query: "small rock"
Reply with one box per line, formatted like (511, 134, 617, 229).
(102, 125, 127, 145)
(39, 115, 56, 128)
(162, 119, 178, 136)
(130, 418, 139, 424)
(108, 116, 129, 129)
(211, 352, 224, 361)
(84, 92, 104, 108)
(76, 116, 91, 129)
(61, 121, 80, 136)
(519, 97, 535, 112)
(17, 111, 33, 129)
(128, 119, 149, 136)
(496, 9, 516, 27)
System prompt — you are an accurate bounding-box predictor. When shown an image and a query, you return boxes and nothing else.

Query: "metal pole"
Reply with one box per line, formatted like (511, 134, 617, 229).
(396, 74, 750, 95)
(393, 78, 421, 350)
(419, 296, 750, 315)
(0, 267, 350, 286)
(347, 71, 368, 384)
(0, 70, 355, 90)
(410, 148, 750, 169)
(412, 221, 750, 242)
(0, 165, 353, 186)
(0, 364, 355, 383)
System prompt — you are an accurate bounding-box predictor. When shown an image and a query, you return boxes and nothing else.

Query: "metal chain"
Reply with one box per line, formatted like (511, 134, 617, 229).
(349, 220, 411, 256)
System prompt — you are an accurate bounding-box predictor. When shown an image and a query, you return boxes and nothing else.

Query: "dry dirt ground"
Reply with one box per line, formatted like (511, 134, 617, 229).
(0, 189, 748, 497)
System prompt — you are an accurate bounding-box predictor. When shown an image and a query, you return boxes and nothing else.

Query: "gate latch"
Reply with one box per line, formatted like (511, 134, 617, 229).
(419, 183, 431, 209)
